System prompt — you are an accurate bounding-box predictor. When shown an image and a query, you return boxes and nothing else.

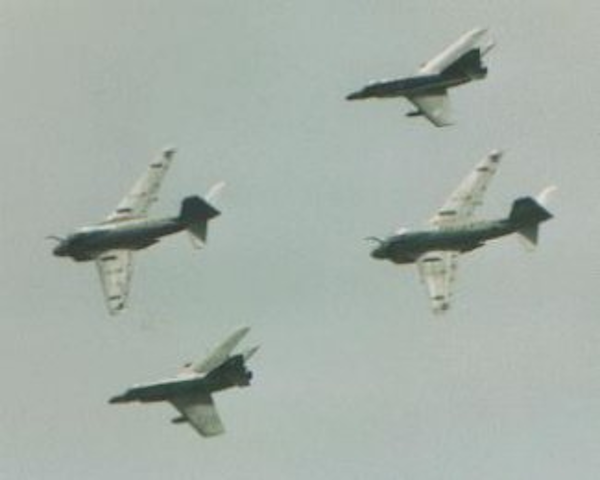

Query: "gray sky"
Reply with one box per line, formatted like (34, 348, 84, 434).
(1, 1, 599, 479)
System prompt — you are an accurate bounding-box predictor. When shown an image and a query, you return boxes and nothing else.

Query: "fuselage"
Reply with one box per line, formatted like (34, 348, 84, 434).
(371, 218, 514, 264)
(346, 71, 477, 101)
(53, 216, 184, 262)
(109, 355, 252, 404)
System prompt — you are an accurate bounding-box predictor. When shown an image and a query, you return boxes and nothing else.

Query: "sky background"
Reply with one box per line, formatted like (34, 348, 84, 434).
(1, 1, 599, 479)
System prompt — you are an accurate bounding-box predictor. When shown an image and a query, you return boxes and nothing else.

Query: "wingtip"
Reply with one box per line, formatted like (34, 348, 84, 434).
(432, 303, 451, 315)
(489, 149, 504, 160)
(463, 26, 488, 39)
(227, 325, 251, 341)
(162, 146, 177, 158)
(235, 325, 251, 334)
(108, 304, 125, 316)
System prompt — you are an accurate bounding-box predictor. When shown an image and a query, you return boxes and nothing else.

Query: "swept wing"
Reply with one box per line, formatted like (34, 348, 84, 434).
(95, 148, 175, 314)
(106, 148, 175, 222)
(170, 393, 225, 437)
(429, 150, 502, 229)
(408, 91, 452, 127)
(95, 250, 133, 315)
(417, 251, 459, 314)
(416, 151, 502, 312)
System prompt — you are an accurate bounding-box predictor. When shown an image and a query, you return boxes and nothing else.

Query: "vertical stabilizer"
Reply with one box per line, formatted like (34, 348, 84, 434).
(509, 195, 553, 250)
(179, 195, 221, 244)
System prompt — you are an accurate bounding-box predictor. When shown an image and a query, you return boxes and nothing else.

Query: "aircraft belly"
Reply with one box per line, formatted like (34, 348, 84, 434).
(390, 252, 419, 264)
(398, 75, 466, 96)
(134, 378, 209, 403)
(466, 222, 514, 243)
(424, 224, 512, 252)
(71, 252, 97, 262)
(405, 231, 477, 253)
(430, 236, 476, 251)
(92, 222, 181, 253)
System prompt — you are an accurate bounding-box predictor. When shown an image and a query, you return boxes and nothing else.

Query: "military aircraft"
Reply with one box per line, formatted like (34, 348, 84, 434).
(50, 147, 223, 315)
(367, 150, 555, 313)
(109, 326, 259, 438)
(346, 27, 495, 126)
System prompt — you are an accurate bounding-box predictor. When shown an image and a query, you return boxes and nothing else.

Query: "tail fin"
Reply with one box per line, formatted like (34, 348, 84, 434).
(508, 196, 553, 250)
(179, 196, 220, 244)
(441, 49, 487, 79)
(190, 326, 251, 374)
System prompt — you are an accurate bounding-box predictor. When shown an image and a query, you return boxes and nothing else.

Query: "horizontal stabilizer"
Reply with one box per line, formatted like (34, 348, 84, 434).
(480, 40, 495, 57)
(516, 224, 540, 251)
(241, 345, 260, 361)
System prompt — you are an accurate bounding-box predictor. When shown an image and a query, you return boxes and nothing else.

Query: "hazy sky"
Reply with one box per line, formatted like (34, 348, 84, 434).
(1, 1, 599, 479)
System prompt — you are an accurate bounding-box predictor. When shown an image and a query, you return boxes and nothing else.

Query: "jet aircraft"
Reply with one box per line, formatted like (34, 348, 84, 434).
(346, 27, 495, 126)
(109, 326, 259, 437)
(50, 148, 223, 314)
(368, 150, 555, 313)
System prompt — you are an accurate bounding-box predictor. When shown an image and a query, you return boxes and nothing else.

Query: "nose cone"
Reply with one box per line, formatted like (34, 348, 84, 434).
(108, 393, 129, 404)
(346, 89, 366, 101)
(370, 245, 388, 260)
(53, 243, 67, 257)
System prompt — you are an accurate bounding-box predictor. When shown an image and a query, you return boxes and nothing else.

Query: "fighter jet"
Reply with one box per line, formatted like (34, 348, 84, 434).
(346, 27, 495, 126)
(367, 150, 555, 313)
(50, 148, 223, 315)
(109, 326, 259, 438)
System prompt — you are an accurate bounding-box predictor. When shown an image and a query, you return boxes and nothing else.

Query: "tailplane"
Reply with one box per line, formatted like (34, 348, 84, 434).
(508, 192, 554, 250)
(179, 195, 221, 244)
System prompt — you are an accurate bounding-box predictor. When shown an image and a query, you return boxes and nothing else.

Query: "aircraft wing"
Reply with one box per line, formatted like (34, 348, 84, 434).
(191, 326, 251, 374)
(106, 148, 175, 222)
(170, 393, 225, 437)
(408, 91, 452, 127)
(418, 27, 487, 75)
(95, 250, 133, 315)
(429, 150, 502, 229)
(416, 251, 459, 314)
